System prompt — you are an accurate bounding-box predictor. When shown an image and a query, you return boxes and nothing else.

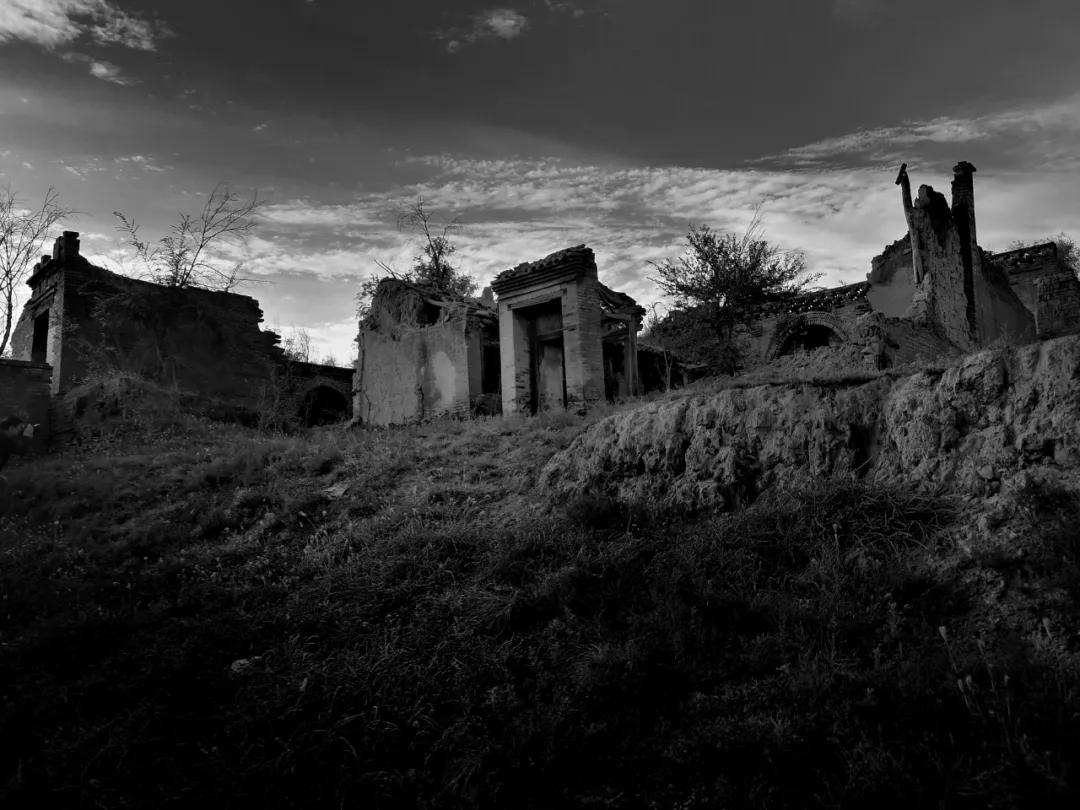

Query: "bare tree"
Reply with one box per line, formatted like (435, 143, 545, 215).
(114, 182, 264, 291)
(397, 197, 476, 298)
(0, 187, 73, 355)
(281, 327, 312, 363)
(357, 197, 477, 323)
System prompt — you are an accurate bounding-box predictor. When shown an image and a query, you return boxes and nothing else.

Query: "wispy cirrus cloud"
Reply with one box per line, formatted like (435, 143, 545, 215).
(435, 7, 530, 53)
(0, 0, 169, 50)
(60, 49, 135, 84)
(762, 94, 1080, 170)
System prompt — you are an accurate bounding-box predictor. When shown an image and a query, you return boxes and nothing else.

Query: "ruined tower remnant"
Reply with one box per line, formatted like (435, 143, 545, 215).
(889, 162, 1035, 350)
(951, 161, 982, 338)
(490, 245, 643, 416)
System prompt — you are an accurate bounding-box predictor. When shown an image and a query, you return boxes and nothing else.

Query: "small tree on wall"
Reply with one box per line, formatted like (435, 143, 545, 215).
(357, 197, 478, 323)
(114, 183, 265, 292)
(0, 187, 73, 355)
(650, 211, 818, 374)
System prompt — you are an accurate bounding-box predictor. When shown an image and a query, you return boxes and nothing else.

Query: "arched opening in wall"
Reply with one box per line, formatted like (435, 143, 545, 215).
(300, 385, 350, 427)
(777, 324, 842, 357)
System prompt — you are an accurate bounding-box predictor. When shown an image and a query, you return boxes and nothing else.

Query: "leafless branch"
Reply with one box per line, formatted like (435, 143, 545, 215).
(1, 186, 74, 355)
(114, 182, 265, 291)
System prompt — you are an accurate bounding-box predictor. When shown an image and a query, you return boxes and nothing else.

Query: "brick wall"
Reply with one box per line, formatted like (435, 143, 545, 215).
(1035, 274, 1080, 338)
(882, 318, 963, 366)
(0, 358, 52, 450)
(12, 252, 284, 410)
(998, 243, 1065, 317)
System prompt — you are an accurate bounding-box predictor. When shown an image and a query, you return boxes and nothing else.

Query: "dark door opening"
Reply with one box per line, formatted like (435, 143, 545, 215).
(520, 299, 565, 414)
(31, 312, 49, 363)
(300, 386, 350, 426)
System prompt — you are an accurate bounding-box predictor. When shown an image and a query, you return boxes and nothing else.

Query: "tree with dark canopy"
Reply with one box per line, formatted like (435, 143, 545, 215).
(650, 212, 818, 374)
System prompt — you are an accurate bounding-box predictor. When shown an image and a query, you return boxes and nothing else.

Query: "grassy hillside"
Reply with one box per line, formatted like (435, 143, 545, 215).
(2, 382, 1079, 808)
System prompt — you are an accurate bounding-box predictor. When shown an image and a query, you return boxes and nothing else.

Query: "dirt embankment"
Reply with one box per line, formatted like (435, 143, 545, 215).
(541, 336, 1080, 510)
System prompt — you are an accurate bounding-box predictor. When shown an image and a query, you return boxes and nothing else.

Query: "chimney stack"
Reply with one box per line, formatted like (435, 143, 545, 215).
(52, 231, 81, 264)
(951, 162, 980, 339)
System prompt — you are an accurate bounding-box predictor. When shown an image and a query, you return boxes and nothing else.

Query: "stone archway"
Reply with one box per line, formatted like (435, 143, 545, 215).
(299, 385, 350, 426)
(766, 311, 851, 361)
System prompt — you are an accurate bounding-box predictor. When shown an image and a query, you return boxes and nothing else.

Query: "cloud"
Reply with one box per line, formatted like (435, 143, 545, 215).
(87, 58, 132, 84)
(760, 94, 1080, 170)
(114, 154, 169, 172)
(436, 7, 530, 52)
(483, 8, 529, 38)
(88, 6, 162, 50)
(61, 50, 136, 84)
(0, 0, 168, 50)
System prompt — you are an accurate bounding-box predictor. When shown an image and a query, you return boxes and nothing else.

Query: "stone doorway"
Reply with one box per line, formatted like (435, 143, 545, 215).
(522, 299, 566, 413)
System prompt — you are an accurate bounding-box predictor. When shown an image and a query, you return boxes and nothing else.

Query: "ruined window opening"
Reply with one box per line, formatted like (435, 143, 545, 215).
(31, 312, 49, 363)
(422, 303, 442, 326)
(778, 324, 839, 356)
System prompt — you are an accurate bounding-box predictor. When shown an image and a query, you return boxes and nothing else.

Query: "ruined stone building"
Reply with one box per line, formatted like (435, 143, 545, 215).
(353, 278, 501, 426)
(4, 231, 352, 441)
(490, 245, 645, 416)
(353, 245, 660, 425)
(732, 161, 1080, 371)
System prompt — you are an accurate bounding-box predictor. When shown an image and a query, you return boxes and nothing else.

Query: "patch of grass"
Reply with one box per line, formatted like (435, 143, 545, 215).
(2, 411, 1080, 808)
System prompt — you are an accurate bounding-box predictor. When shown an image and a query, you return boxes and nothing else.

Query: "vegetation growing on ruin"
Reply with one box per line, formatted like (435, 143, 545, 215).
(648, 212, 820, 374)
(2, 382, 1080, 808)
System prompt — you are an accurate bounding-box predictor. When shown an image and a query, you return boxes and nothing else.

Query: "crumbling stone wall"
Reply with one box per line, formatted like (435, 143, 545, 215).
(737, 284, 872, 368)
(1034, 274, 1080, 338)
(995, 243, 1080, 338)
(10, 232, 287, 413)
(867, 237, 916, 318)
(880, 317, 963, 367)
(0, 359, 51, 450)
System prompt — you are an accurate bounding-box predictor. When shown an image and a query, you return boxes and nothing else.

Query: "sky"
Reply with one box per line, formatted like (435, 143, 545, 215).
(2, 0, 1080, 364)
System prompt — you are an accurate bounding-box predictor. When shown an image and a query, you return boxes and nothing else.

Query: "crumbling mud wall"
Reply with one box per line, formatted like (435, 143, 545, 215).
(540, 335, 1080, 512)
(352, 278, 496, 426)
(355, 320, 471, 426)
(0, 359, 51, 450)
(10, 232, 285, 412)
